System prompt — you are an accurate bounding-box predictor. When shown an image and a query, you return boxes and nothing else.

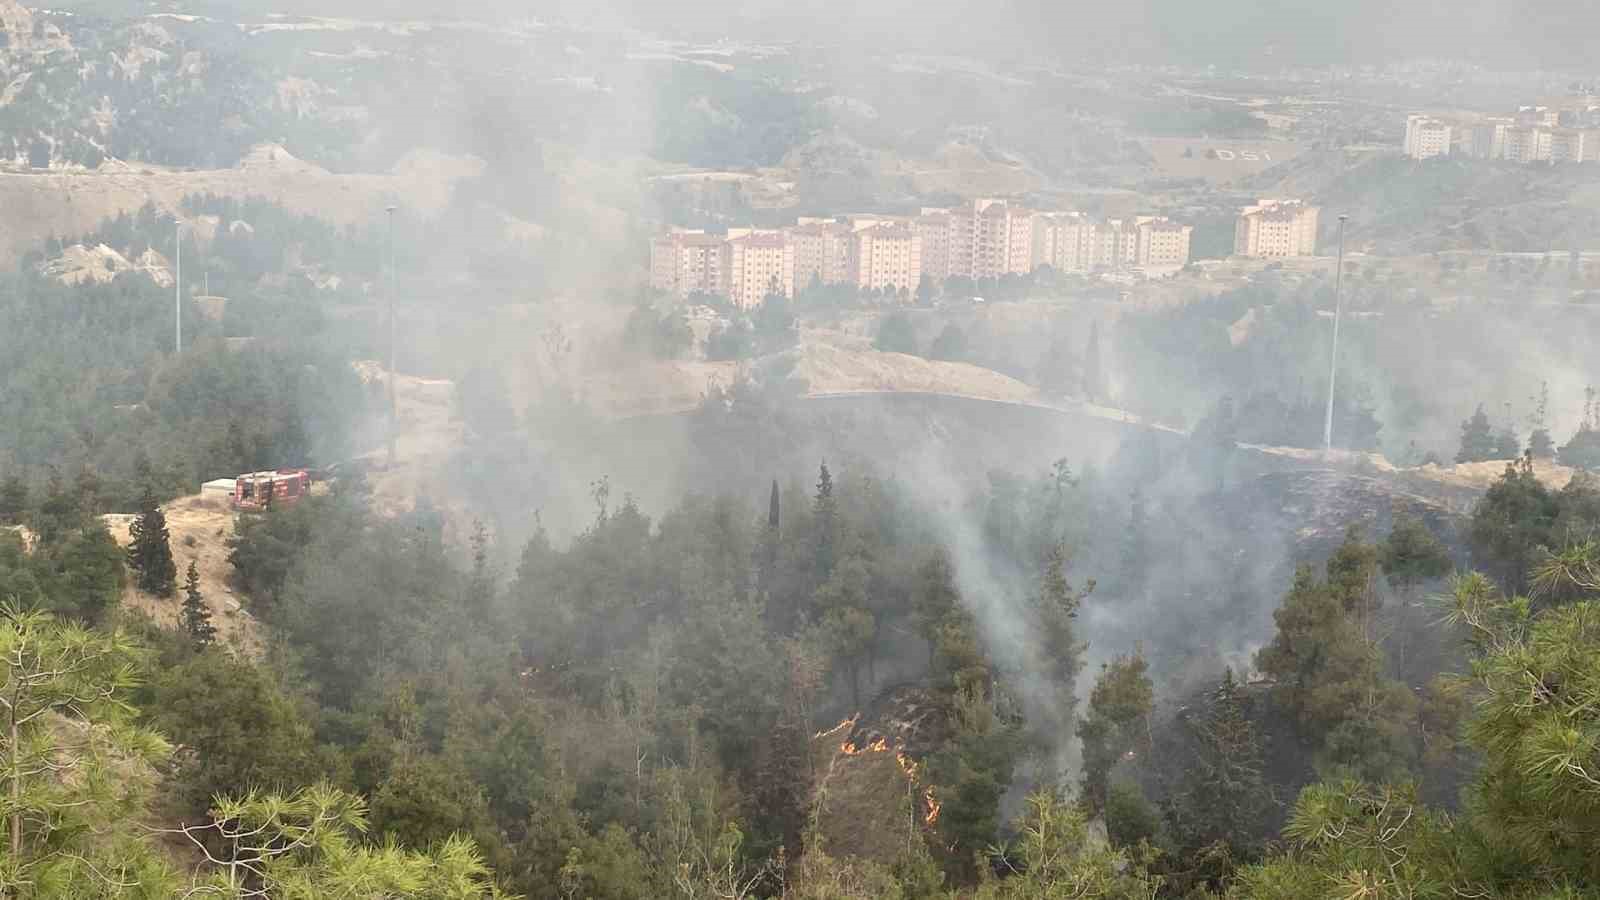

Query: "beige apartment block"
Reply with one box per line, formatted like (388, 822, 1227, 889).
(1403, 114, 1453, 159)
(650, 229, 731, 297)
(788, 220, 854, 290)
(1134, 216, 1193, 268)
(1502, 126, 1553, 163)
(1550, 129, 1590, 163)
(1234, 200, 1320, 258)
(915, 211, 956, 283)
(850, 223, 923, 294)
(1033, 212, 1092, 273)
(726, 230, 795, 309)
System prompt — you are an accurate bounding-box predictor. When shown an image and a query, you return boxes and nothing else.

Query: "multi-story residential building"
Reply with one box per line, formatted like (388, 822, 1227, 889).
(1032, 213, 1190, 272)
(1033, 212, 1091, 273)
(1404, 114, 1453, 159)
(650, 229, 730, 297)
(788, 220, 853, 290)
(1502, 126, 1552, 163)
(653, 202, 1195, 301)
(1234, 200, 1320, 258)
(1134, 217, 1193, 269)
(1519, 105, 1560, 127)
(1459, 118, 1512, 159)
(1550, 129, 1591, 163)
(726, 229, 794, 309)
(1004, 206, 1036, 275)
(1092, 218, 1139, 270)
(849, 223, 922, 294)
(915, 211, 955, 284)
(972, 201, 1012, 279)
(963, 199, 1035, 279)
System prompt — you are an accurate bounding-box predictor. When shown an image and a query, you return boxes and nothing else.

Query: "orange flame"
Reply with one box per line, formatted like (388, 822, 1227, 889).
(841, 736, 891, 755)
(814, 715, 858, 741)
(821, 719, 941, 828)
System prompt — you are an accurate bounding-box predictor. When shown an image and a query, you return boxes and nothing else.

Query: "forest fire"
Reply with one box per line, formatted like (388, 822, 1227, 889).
(823, 719, 941, 827)
(841, 736, 890, 755)
(814, 716, 857, 740)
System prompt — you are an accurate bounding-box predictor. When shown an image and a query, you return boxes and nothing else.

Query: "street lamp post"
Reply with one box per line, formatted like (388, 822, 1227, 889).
(175, 219, 184, 353)
(385, 206, 398, 468)
(1323, 214, 1349, 453)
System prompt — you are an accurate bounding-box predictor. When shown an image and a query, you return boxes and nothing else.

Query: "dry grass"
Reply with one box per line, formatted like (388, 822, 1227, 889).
(0, 145, 482, 264)
(103, 494, 263, 658)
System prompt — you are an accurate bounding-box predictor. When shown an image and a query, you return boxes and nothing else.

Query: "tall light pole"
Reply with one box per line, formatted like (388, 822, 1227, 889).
(1323, 214, 1349, 453)
(385, 205, 398, 468)
(174, 218, 184, 354)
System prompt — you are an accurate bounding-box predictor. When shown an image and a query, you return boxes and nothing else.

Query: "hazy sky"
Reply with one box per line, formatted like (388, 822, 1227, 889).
(217, 0, 1600, 68)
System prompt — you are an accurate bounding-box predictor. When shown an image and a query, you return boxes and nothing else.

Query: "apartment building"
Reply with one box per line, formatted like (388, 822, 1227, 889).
(789, 220, 853, 290)
(1034, 212, 1092, 272)
(1234, 200, 1320, 258)
(1403, 114, 1453, 159)
(650, 230, 730, 297)
(915, 211, 955, 283)
(1550, 129, 1590, 163)
(849, 223, 923, 294)
(726, 229, 794, 309)
(1502, 126, 1552, 163)
(1459, 118, 1512, 159)
(1134, 217, 1193, 269)
(1412, 106, 1600, 164)
(651, 201, 1194, 301)
(964, 199, 1035, 279)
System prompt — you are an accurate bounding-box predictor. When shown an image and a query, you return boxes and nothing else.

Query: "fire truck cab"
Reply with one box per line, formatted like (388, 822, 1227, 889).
(232, 469, 311, 511)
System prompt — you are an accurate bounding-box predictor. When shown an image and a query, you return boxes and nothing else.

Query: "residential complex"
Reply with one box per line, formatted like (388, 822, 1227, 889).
(1234, 199, 1321, 258)
(1403, 105, 1600, 163)
(1403, 114, 1453, 159)
(649, 199, 1195, 304)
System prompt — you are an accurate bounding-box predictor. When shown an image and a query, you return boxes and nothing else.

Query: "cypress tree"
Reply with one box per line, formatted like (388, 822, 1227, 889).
(127, 488, 177, 597)
(759, 479, 780, 600)
(813, 462, 835, 584)
(180, 561, 216, 646)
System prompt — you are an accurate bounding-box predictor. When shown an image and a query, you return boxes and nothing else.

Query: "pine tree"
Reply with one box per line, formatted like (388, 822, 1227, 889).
(1078, 649, 1153, 815)
(1558, 387, 1600, 470)
(127, 488, 177, 597)
(1163, 669, 1273, 894)
(1083, 321, 1105, 403)
(1027, 545, 1090, 753)
(1455, 404, 1496, 463)
(1380, 515, 1451, 593)
(180, 561, 216, 646)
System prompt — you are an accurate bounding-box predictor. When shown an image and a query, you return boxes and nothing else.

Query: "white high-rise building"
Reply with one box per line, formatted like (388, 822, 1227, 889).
(1404, 114, 1453, 160)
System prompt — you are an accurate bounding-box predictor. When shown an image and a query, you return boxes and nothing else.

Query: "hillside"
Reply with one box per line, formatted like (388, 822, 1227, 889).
(0, 146, 481, 264)
(1247, 152, 1600, 255)
(103, 493, 263, 655)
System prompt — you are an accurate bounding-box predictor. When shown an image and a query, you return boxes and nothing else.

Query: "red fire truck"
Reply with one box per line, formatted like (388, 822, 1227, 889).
(231, 470, 312, 511)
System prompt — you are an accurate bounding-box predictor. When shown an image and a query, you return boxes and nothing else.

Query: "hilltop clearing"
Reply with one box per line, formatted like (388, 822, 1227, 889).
(103, 494, 263, 656)
(0, 146, 481, 264)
